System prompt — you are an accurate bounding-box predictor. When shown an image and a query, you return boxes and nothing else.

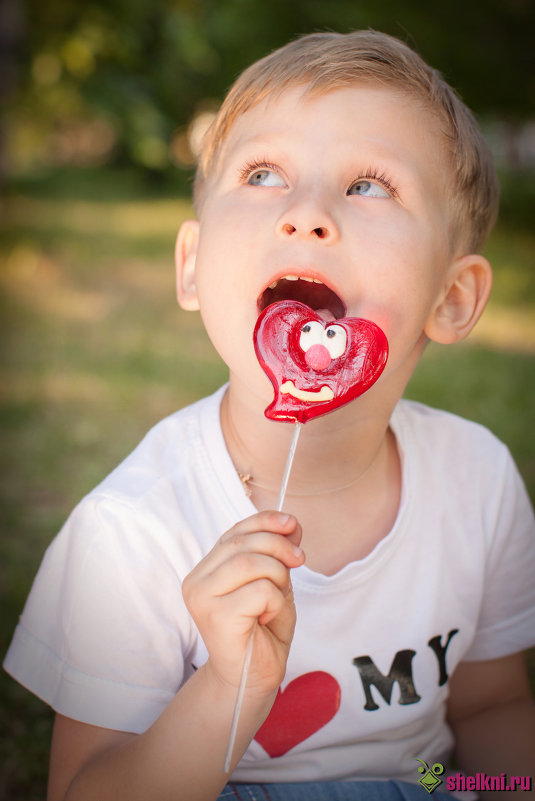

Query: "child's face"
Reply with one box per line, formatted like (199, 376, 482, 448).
(178, 85, 459, 406)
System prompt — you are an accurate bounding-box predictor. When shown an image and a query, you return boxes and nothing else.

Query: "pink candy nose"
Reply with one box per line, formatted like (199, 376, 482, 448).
(304, 344, 332, 371)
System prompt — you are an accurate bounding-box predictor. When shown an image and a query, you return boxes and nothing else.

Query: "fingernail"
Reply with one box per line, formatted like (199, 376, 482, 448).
(279, 513, 291, 525)
(293, 545, 304, 558)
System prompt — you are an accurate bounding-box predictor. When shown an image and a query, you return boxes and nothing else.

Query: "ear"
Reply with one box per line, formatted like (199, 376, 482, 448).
(175, 219, 200, 311)
(425, 254, 493, 344)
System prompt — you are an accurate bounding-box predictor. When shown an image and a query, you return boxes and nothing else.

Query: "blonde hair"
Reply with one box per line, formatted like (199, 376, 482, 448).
(194, 30, 499, 252)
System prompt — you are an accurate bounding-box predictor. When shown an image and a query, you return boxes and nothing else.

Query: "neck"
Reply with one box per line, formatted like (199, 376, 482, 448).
(221, 372, 399, 498)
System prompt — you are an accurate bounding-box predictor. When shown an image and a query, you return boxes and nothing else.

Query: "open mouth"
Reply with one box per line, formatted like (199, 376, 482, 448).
(257, 275, 346, 320)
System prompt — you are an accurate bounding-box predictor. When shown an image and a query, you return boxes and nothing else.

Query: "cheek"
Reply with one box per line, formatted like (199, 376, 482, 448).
(360, 269, 440, 357)
(364, 306, 405, 355)
(194, 261, 261, 380)
(194, 216, 244, 304)
(361, 224, 445, 321)
(203, 194, 267, 242)
(196, 286, 245, 357)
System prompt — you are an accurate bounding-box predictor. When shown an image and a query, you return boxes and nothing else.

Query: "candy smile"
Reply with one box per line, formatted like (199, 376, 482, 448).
(258, 274, 346, 320)
(280, 380, 335, 403)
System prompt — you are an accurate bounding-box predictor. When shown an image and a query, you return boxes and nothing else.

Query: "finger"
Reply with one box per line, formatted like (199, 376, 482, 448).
(261, 584, 296, 637)
(182, 545, 296, 620)
(220, 528, 304, 568)
(194, 520, 304, 579)
(258, 585, 296, 635)
(217, 578, 291, 637)
(218, 511, 302, 546)
(203, 581, 296, 690)
(209, 551, 291, 598)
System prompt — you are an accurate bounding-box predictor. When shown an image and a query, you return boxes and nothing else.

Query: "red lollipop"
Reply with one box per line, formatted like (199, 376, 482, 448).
(254, 300, 389, 423)
(223, 300, 389, 773)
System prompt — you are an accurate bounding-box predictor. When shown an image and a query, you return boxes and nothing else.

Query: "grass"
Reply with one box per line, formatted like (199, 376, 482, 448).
(1, 167, 534, 799)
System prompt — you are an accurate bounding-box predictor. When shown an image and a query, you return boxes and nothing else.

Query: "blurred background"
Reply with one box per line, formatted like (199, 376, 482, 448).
(1, 1, 534, 797)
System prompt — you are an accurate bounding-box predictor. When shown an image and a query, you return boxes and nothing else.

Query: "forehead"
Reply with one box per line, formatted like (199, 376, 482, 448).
(219, 84, 448, 179)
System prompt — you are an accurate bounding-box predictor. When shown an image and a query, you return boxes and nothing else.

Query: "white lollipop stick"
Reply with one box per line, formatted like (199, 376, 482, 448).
(223, 421, 302, 773)
(274, 422, 302, 512)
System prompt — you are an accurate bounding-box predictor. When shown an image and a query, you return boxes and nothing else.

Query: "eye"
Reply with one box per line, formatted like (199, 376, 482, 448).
(347, 179, 389, 198)
(246, 168, 285, 188)
(299, 320, 324, 352)
(324, 325, 347, 358)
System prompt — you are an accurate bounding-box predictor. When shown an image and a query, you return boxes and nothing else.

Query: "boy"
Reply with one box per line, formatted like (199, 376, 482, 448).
(4, 30, 535, 801)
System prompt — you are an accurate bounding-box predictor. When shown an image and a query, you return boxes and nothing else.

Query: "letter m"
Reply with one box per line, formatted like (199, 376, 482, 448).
(353, 651, 421, 711)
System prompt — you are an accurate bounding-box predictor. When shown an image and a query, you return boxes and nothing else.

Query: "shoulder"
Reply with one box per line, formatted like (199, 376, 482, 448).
(75, 385, 229, 523)
(47, 387, 228, 574)
(393, 399, 531, 529)
(10, 395, 228, 665)
(94, 387, 225, 503)
(393, 398, 511, 469)
(395, 397, 503, 441)
(394, 399, 534, 552)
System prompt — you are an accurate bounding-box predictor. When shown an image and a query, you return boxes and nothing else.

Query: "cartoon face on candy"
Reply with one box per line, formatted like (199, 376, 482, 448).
(254, 300, 389, 424)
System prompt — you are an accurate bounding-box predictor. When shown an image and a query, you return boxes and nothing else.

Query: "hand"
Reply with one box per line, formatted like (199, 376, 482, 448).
(182, 511, 305, 697)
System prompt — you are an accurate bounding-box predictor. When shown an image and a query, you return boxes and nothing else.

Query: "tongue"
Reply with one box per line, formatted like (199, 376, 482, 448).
(316, 308, 336, 322)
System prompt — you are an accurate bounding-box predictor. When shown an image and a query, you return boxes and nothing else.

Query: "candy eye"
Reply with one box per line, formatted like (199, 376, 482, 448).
(324, 325, 347, 358)
(299, 320, 324, 351)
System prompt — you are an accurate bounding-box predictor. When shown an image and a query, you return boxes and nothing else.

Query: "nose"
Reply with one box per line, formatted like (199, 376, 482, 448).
(276, 193, 339, 243)
(281, 222, 331, 239)
(304, 344, 332, 371)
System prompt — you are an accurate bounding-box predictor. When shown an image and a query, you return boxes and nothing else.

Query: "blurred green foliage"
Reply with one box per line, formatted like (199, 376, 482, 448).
(2, 0, 535, 176)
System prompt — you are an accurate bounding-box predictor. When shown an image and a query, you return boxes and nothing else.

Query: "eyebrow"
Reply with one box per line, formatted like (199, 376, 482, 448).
(220, 124, 440, 200)
(223, 132, 284, 162)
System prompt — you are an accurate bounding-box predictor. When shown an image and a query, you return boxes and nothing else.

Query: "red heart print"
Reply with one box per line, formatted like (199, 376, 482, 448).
(254, 300, 388, 423)
(254, 671, 341, 758)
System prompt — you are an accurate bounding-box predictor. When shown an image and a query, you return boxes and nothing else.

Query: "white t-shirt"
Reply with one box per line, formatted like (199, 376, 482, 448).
(4, 386, 535, 789)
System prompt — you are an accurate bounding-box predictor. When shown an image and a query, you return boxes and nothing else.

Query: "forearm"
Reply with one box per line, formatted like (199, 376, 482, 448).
(451, 697, 535, 800)
(63, 664, 275, 801)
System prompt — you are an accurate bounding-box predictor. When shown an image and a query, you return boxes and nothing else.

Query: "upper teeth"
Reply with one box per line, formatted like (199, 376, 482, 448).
(268, 275, 323, 289)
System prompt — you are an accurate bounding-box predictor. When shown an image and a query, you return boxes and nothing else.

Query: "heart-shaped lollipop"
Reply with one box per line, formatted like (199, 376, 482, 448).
(224, 299, 388, 773)
(254, 300, 389, 423)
